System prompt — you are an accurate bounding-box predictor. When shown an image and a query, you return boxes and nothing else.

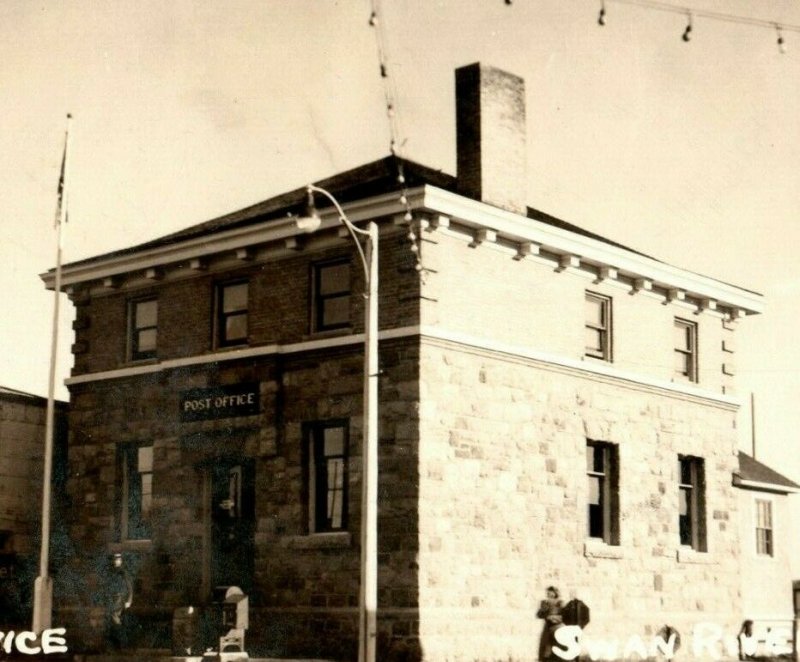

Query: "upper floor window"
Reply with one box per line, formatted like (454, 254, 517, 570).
(586, 441, 620, 545)
(585, 292, 611, 361)
(305, 421, 348, 533)
(313, 261, 351, 332)
(129, 298, 157, 361)
(119, 443, 153, 541)
(674, 318, 698, 382)
(755, 498, 773, 556)
(678, 455, 706, 551)
(216, 280, 249, 347)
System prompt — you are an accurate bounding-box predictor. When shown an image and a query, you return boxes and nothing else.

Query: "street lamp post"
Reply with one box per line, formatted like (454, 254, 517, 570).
(301, 185, 379, 662)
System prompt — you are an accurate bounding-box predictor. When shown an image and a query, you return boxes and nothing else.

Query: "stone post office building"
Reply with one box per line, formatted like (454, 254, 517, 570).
(43, 64, 769, 660)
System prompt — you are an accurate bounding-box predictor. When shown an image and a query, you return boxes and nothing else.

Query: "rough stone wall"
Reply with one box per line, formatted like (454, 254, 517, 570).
(60, 264, 422, 659)
(415, 338, 742, 662)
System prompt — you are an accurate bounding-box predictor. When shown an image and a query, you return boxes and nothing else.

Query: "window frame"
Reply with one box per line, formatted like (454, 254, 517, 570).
(586, 440, 620, 545)
(118, 442, 154, 542)
(673, 318, 698, 383)
(585, 292, 612, 362)
(312, 259, 352, 333)
(754, 497, 774, 557)
(303, 420, 349, 534)
(215, 279, 249, 348)
(128, 297, 158, 362)
(678, 455, 707, 551)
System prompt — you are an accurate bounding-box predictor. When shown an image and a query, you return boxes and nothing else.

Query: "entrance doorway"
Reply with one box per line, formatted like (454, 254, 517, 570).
(210, 460, 255, 594)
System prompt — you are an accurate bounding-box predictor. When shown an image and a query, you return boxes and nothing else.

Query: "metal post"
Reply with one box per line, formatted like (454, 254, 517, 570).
(359, 221, 379, 662)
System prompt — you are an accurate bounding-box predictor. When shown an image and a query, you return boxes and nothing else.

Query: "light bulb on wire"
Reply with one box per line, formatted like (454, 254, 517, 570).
(682, 14, 693, 42)
(598, 1, 606, 26)
(776, 25, 787, 54)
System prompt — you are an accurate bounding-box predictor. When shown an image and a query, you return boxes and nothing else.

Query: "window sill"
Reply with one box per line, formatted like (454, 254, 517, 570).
(584, 540, 624, 559)
(304, 327, 354, 342)
(126, 357, 158, 366)
(676, 547, 713, 564)
(583, 355, 612, 365)
(286, 532, 352, 550)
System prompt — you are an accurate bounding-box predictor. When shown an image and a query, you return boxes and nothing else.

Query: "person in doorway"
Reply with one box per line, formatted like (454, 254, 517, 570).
(537, 585, 564, 661)
(104, 553, 133, 650)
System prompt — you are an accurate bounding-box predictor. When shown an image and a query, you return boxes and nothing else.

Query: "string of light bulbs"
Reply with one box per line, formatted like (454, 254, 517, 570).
(368, 0, 425, 275)
(505, 0, 800, 52)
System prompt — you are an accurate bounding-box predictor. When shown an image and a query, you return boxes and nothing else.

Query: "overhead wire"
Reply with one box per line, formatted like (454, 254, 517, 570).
(368, 0, 425, 275)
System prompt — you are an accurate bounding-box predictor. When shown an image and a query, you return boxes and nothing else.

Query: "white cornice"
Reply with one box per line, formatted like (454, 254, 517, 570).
(420, 186, 763, 315)
(42, 183, 762, 317)
(40, 189, 423, 290)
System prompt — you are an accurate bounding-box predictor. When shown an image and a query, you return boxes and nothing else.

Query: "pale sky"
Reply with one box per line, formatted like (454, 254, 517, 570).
(2, 0, 800, 486)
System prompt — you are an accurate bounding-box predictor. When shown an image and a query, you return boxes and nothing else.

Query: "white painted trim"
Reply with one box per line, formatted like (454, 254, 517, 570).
(418, 325, 739, 407)
(734, 477, 800, 494)
(41, 188, 425, 290)
(43, 183, 762, 318)
(65, 324, 740, 408)
(420, 186, 763, 314)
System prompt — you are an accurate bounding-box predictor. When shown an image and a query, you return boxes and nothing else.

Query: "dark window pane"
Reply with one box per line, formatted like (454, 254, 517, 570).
(136, 300, 157, 328)
(137, 328, 157, 353)
(223, 283, 248, 313)
(322, 297, 350, 328)
(225, 313, 248, 342)
(324, 427, 345, 456)
(320, 264, 350, 296)
(680, 459, 692, 486)
(588, 503, 603, 538)
(679, 514, 692, 546)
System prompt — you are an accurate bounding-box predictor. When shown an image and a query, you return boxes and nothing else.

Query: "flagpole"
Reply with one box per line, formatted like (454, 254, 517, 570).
(33, 112, 72, 634)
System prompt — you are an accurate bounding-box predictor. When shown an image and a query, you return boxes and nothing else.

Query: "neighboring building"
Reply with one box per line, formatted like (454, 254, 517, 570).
(0, 386, 68, 626)
(43, 63, 766, 660)
(734, 451, 799, 646)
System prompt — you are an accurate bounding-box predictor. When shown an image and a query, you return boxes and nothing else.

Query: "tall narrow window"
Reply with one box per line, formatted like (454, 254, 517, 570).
(674, 319, 697, 382)
(586, 441, 620, 544)
(129, 298, 157, 361)
(120, 444, 153, 540)
(585, 293, 611, 361)
(678, 456, 706, 551)
(305, 421, 348, 533)
(216, 281, 248, 347)
(755, 499, 773, 556)
(313, 261, 351, 331)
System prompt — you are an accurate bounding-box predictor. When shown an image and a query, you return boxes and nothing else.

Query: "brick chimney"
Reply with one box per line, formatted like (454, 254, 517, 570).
(455, 63, 527, 214)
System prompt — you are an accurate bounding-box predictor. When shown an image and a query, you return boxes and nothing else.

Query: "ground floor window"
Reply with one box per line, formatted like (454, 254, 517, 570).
(119, 443, 153, 540)
(304, 421, 348, 533)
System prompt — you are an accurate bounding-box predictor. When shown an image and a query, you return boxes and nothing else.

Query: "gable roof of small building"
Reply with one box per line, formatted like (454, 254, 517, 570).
(734, 451, 800, 494)
(0, 385, 68, 408)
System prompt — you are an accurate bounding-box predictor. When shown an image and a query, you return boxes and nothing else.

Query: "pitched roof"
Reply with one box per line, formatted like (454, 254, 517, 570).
(53, 155, 761, 298)
(60, 155, 647, 271)
(0, 385, 68, 407)
(734, 451, 800, 493)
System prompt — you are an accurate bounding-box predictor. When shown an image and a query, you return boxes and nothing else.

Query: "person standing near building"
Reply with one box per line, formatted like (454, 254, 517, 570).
(105, 553, 133, 650)
(537, 585, 564, 661)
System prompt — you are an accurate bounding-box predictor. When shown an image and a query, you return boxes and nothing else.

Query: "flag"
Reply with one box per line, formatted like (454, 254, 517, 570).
(54, 113, 71, 227)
